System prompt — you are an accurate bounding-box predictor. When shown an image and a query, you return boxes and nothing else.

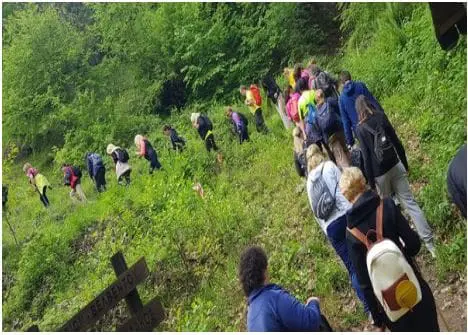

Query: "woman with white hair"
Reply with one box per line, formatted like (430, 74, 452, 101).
(191, 113, 218, 152)
(106, 143, 132, 185)
(134, 134, 162, 174)
(306, 144, 369, 318)
(23, 163, 51, 207)
(339, 167, 439, 331)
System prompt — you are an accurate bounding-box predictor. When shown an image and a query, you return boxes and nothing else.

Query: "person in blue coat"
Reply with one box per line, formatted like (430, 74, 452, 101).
(338, 71, 383, 148)
(239, 246, 323, 331)
(86, 152, 106, 192)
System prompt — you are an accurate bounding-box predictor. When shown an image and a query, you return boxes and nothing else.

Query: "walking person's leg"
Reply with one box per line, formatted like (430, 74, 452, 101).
(75, 183, 87, 202)
(329, 131, 350, 169)
(255, 108, 268, 133)
(326, 216, 369, 313)
(390, 162, 435, 254)
(42, 186, 50, 207)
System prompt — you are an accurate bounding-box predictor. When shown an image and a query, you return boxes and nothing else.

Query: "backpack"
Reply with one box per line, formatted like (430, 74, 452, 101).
(238, 112, 249, 127)
(312, 71, 333, 96)
(306, 103, 317, 125)
(250, 84, 262, 106)
(116, 148, 130, 163)
(310, 162, 337, 220)
(90, 154, 103, 168)
(350, 147, 368, 182)
(347, 201, 422, 322)
(316, 101, 340, 135)
(362, 122, 395, 164)
(72, 166, 82, 179)
(200, 114, 213, 131)
(286, 93, 301, 122)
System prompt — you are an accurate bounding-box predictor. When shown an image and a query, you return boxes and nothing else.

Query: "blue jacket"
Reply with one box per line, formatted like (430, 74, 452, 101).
(338, 81, 383, 146)
(247, 284, 321, 331)
(86, 153, 104, 177)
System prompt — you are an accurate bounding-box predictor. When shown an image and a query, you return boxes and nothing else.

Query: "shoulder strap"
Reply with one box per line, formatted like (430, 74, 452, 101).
(347, 227, 369, 249)
(362, 122, 378, 136)
(376, 200, 384, 241)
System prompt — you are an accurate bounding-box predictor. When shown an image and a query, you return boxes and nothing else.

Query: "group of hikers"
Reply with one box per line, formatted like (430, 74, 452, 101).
(13, 58, 467, 332)
(237, 60, 466, 331)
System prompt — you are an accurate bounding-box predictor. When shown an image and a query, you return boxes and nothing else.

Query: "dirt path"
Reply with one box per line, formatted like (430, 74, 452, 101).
(417, 255, 467, 332)
(350, 254, 466, 332)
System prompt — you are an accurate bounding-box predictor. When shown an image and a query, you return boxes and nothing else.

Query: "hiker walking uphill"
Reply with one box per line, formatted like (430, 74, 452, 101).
(107, 144, 132, 185)
(191, 113, 219, 152)
(354, 95, 436, 257)
(262, 75, 291, 129)
(239, 246, 326, 331)
(226, 107, 249, 144)
(163, 125, 186, 152)
(315, 89, 350, 169)
(85, 152, 106, 193)
(23, 163, 51, 208)
(305, 145, 370, 317)
(339, 167, 439, 332)
(62, 164, 87, 202)
(292, 127, 307, 177)
(134, 135, 162, 174)
(338, 70, 383, 148)
(240, 84, 269, 134)
(309, 64, 339, 99)
(297, 77, 316, 139)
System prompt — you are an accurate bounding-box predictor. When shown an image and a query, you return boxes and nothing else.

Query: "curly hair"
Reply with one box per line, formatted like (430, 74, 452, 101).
(238, 246, 268, 297)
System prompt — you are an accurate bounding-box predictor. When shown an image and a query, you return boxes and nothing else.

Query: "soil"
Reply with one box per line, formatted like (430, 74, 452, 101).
(350, 254, 467, 332)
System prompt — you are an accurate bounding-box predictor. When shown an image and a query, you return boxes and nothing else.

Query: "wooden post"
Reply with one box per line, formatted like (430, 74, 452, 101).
(111, 251, 144, 315)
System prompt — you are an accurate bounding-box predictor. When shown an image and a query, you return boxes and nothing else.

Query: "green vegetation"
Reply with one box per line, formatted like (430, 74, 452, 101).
(2, 2, 466, 331)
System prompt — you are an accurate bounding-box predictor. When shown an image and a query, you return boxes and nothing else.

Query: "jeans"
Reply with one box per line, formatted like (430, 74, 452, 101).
(326, 215, 369, 313)
(375, 161, 434, 245)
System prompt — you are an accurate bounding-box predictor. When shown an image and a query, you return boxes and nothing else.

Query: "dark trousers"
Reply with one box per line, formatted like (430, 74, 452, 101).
(254, 108, 269, 133)
(148, 153, 162, 174)
(39, 186, 50, 207)
(205, 134, 218, 152)
(118, 170, 131, 186)
(94, 167, 106, 192)
(238, 124, 249, 144)
(326, 215, 369, 313)
(385, 277, 439, 331)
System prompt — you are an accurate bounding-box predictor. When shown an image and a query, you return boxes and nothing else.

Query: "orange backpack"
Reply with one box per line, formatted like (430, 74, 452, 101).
(250, 84, 262, 106)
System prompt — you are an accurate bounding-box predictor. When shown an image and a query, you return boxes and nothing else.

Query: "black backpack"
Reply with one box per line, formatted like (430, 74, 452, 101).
(362, 122, 395, 164)
(116, 148, 130, 163)
(238, 112, 249, 127)
(310, 163, 337, 220)
(350, 146, 368, 182)
(72, 166, 82, 179)
(312, 71, 332, 95)
(201, 115, 213, 131)
(316, 100, 341, 136)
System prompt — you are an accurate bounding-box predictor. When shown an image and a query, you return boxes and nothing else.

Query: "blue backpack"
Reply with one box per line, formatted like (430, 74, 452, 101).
(316, 100, 341, 135)
(307, 104, 318, 125)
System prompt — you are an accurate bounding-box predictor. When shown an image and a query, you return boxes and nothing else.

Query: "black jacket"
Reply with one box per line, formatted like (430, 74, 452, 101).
(197, 115, 213, 140)
(346, 190, 438, 331)
(355, 111, 408, 189)
(447, 143, 467, 218)
(169, 128, 186, 150)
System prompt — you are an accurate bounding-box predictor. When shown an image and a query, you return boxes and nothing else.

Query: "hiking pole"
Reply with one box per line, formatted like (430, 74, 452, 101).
(412, 258, 450, 331)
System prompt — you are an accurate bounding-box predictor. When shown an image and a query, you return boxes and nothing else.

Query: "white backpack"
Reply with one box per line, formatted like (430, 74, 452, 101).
(348, 201, 422, 322)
